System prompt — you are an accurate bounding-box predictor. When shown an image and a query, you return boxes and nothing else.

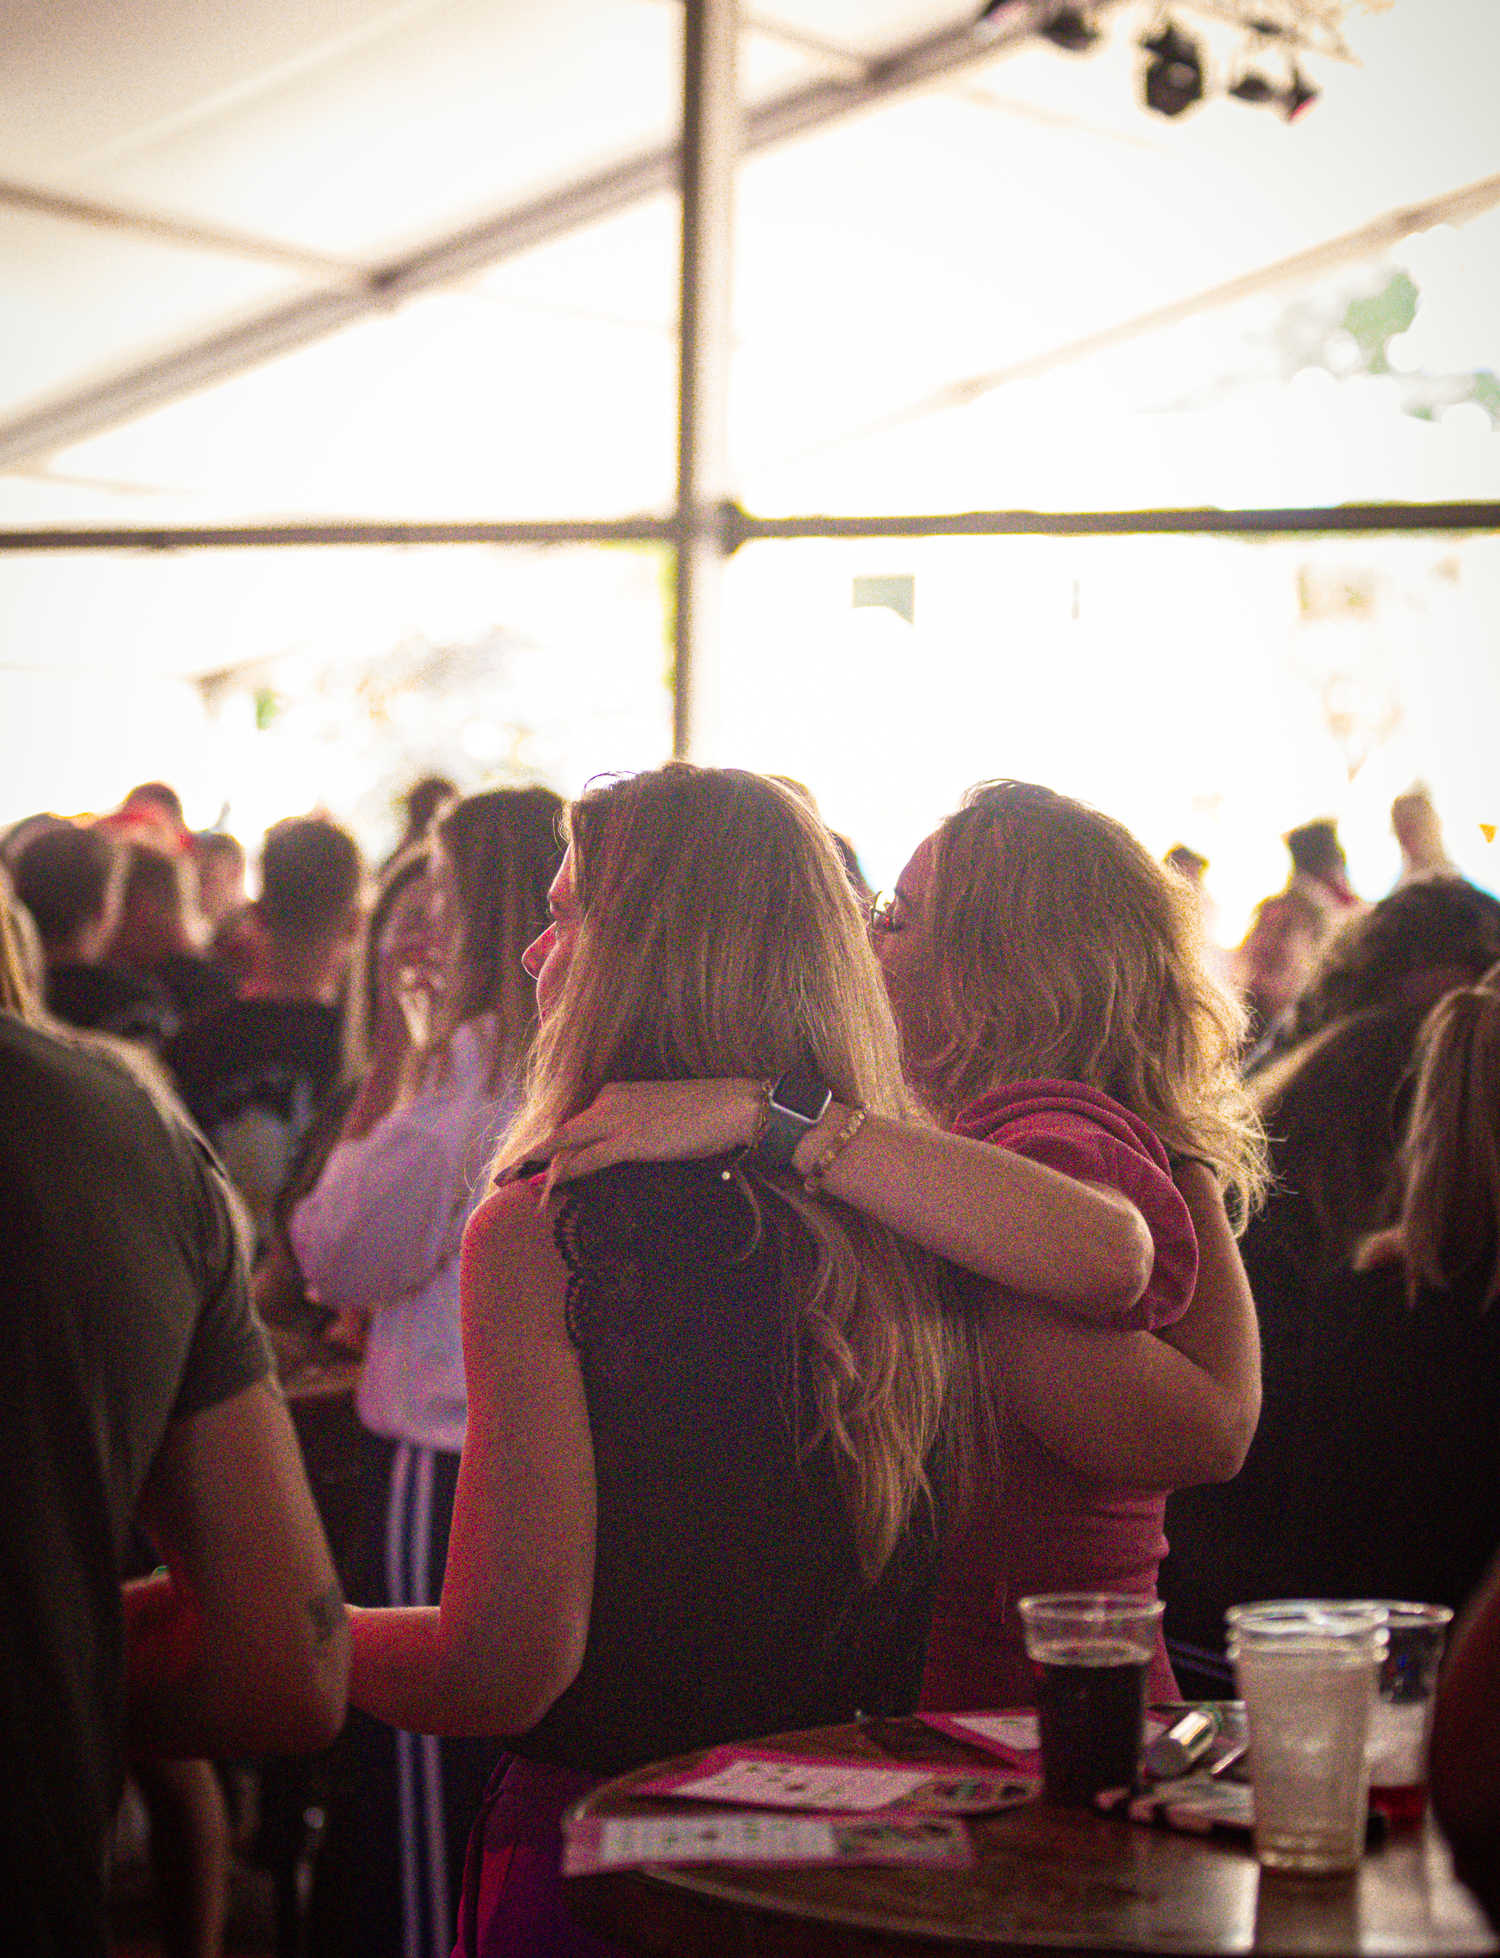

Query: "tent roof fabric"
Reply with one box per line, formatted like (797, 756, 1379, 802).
(1, 0, 1497, 547)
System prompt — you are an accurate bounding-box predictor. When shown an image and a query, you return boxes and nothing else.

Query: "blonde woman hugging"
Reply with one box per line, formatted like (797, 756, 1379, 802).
(541, 779, 1267, 1711)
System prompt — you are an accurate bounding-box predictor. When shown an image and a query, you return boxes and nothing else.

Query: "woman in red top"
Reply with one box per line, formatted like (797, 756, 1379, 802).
(541, 778, 1267, 1708)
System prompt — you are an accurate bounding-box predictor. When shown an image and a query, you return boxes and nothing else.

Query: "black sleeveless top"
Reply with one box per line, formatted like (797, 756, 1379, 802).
(512, 1157, 942, 1775)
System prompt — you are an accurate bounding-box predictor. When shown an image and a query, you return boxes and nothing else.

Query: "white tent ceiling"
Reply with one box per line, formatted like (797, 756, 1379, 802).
(0, 0, 1497, 691)
(3, 1, 1498, 518)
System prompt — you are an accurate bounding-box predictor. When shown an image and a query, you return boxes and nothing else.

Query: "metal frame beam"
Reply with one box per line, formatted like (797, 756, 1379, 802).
(0, 3, 1064, 476)
(673, 0, 738, 762)
(756, 169, 1500, 476)
(0, 178, 359, 278)
(2, 503, 1495, 553)
(729, 503, 1500, 541)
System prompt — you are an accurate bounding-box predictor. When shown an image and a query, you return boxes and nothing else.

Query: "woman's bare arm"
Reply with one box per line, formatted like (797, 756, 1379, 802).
(348, 1181, 596, 1736)
(539, 1079, 1153, 1316)
(983, 1165, 1261, 1488)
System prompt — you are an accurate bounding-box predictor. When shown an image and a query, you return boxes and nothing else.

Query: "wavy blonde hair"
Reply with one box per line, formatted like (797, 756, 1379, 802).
(1396, 977, 1500, 1312)
(498, 764, 973, 1580)
(911, 781, 1267, 1221)
(1, 882, 44, 1021)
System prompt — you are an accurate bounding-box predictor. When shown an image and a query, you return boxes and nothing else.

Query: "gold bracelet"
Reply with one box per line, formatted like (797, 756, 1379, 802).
(749, 1079, 775, 1154)
(802, 1106, 867, 1195)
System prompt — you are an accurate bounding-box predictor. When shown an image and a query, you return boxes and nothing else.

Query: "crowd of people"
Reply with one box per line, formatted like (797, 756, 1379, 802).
(2, 763, 1497, 1957)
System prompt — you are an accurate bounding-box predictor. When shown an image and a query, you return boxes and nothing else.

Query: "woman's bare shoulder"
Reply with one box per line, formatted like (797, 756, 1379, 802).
(461, 1176, 569, 1327)
(467, 1173, 545, 1241)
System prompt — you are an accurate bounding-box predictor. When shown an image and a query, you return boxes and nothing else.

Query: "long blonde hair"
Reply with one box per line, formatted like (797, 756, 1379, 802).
(1, 880, 44, 1021)
(414, 786, 564, 1093)
(1396, 977, 1500, 1312)
(913, 781, 1267, 1221)
(498, 763, 971, 1580)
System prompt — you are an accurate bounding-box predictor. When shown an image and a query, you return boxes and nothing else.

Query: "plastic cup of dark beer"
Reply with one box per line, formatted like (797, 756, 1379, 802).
(1017, 1592, 1165, 1806)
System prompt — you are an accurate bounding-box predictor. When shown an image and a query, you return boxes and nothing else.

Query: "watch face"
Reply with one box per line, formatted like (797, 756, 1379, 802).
(773, 1064, 831, 1123)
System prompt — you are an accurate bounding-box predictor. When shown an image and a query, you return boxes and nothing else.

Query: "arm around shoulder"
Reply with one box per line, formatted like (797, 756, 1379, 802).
(986, 1166, 1261, 1489)
(825, 1114, 1156, 1314)
(538, 1078, 1154, 1315)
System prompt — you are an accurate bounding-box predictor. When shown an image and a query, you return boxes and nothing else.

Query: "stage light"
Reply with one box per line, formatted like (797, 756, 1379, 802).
(1141, 22, 1204, 118)
(1228, 71, 1276, 105)
(1039, 7, 1100, 53)
(1282, 67, 1320, 120)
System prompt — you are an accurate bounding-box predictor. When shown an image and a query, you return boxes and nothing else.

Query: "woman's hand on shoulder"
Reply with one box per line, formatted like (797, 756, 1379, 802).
(537, 1078, 762, 1198)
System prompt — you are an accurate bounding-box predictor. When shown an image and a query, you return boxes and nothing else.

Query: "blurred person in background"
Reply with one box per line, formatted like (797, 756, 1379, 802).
(195, 832, 257, 986)
(1317, 977, 1500, 1604)
(13, 821, 177, 1050)
(252, 844, 437, 1373)
(380, 774, 458, 876)
(289, 787, 562, 1958)
(98, 781, 194, 858)
(193, 831, 249, 934)
(110, 841, 235, 1029)
(2, 811, 68, 870)
(1163, 891, 1500, 1690)
(1391, 783, 1457, 886)
(1231, 886, 1329, 1061)
(168, 817, 363, 1248)
(1168, 979, 1500, 1690)
(1285, 816, 1361, 919)
(1287, 875, 1500, 1048)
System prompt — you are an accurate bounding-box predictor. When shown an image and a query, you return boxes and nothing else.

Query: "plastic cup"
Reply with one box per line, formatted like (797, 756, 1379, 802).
(1227, 1600, 1386, 1875)
(1361, 1601, 1452, 1825)
(1018, 1592, 1164, 1806)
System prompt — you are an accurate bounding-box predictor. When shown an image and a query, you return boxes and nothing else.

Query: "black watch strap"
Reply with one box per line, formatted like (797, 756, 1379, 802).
(754, 1064, 833, 1169)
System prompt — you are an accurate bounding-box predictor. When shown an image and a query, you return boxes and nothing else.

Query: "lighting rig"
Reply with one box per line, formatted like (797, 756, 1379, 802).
(978, 0, 1375, 122)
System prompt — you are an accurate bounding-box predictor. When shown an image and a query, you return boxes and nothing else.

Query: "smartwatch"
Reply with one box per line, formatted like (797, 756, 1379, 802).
(754, 1064, 833, 1170)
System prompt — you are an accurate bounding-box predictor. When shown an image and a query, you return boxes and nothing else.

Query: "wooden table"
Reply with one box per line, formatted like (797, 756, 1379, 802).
(565, 1718, 1497, 1957)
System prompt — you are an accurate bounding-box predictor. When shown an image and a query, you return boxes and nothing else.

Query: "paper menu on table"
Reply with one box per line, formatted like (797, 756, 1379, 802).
(919, 1712, 1042, 1772)
(563, 1808, 974, 1875)
(634, 1744, 1032, 1814)
(920, 1710, 1170, 1775)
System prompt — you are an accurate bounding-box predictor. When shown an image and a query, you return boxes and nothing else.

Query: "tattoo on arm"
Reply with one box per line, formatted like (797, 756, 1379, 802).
(306, 1584, 348, 1649)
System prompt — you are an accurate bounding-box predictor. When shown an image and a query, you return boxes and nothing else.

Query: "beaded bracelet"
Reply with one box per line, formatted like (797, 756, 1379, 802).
(802, 1106, 867, 1195)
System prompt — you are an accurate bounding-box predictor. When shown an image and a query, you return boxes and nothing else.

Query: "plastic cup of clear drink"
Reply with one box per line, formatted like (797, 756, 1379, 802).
(1017, 1593, 1165, 1806)
(1359, 1601, 1453, 1826)
(1227, 1600, 1386, 1875)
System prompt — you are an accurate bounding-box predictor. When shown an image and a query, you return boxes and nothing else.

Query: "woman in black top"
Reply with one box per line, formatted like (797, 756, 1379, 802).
(345, 765, 1099, 1955)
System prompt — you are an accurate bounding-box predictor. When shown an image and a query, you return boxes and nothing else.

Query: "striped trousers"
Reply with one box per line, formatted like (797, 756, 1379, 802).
(309, 1434, 501, 1958)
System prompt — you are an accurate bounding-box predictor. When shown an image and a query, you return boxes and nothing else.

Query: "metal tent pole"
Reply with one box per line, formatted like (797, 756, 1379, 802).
(4, 505, 1499, 554)
(673, 0, 738, 763)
